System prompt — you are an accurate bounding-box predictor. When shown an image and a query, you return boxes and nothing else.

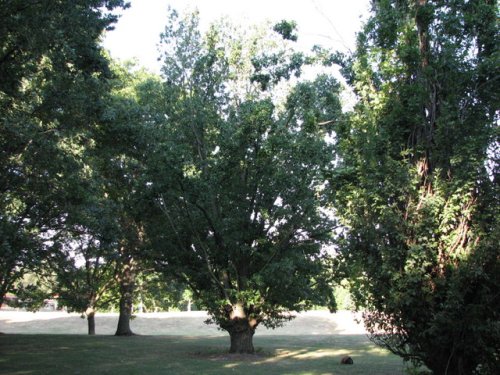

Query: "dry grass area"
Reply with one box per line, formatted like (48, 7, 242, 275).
(0, 310, 366, 336)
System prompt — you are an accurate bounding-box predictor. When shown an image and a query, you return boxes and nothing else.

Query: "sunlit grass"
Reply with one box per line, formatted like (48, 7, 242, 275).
(0, 334, 405, 374)
(0, 311, 407, 374)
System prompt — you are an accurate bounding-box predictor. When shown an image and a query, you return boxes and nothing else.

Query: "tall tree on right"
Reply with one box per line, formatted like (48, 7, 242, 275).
(331, 1, 499, 374)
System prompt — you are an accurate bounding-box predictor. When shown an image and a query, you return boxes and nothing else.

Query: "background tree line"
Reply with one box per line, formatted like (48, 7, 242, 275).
(0, 1, 498, 373)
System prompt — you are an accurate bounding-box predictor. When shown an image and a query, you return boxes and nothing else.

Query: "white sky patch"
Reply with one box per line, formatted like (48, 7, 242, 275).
(273, 196, 283, 207)
(102, 0, 370, 74)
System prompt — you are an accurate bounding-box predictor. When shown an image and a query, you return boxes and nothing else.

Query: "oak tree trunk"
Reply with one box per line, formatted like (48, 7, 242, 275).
(226, 319, 256, 354)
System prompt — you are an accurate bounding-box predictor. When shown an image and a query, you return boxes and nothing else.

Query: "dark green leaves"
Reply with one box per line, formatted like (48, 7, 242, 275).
(332, 1, 500, 373)
(273, 20, 299, 42)
(146, 12, 341, 332)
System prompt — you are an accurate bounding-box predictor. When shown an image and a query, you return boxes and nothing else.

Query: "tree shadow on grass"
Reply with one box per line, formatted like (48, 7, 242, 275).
(0, 334, 404, 375)
(0, 312, 403, 374)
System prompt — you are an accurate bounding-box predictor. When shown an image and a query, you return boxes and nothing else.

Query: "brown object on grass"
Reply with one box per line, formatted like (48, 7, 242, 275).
(341, 355, 354, 364)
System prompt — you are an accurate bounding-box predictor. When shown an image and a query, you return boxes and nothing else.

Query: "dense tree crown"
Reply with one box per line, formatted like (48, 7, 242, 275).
(331, 0, 499, 374)
(143, 11, 341, 353)
(0, 0, 128, 307)
(1, 1, 498, 370)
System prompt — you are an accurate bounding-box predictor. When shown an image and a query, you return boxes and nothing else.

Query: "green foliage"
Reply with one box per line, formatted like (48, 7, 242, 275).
(50, 220, 119, 316)
(333, 281, 353, 311)
(8, 273, 52, 312)
(273, 20, 298, 42)
(43, 59, 150, 320)
(251, 51, 305, 91)
(135, 272, 191, 312)
(331, 0, 499, 373)
(0, 0, 127, 305)
(145, 11, 341, 339)
(2, 3, 497, 369)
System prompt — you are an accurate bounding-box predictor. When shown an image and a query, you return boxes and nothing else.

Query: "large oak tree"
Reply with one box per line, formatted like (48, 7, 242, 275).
(144, 12, 341, 353)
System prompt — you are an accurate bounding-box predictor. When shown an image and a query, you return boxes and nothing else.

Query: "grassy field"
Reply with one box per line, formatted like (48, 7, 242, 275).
(0, 311, 406, 374)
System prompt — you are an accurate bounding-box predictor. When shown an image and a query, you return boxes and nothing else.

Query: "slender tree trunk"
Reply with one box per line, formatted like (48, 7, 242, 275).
(115, 258, 135, 336)
(86, 308, 96, 335)
(0, 280, 11, 309)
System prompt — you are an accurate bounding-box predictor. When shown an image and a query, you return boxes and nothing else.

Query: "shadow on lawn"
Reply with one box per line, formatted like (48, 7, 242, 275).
(0, 333, 405, 375)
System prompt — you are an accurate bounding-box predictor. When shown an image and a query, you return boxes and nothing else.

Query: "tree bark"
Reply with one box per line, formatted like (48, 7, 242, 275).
(115, 289, 134, 336)
(87, 309, 96, 335)
(224, 316, 257, 354)
(114, 258, 135, 336)
(228, 325, 255, 353)
(221, 302, 259, 353)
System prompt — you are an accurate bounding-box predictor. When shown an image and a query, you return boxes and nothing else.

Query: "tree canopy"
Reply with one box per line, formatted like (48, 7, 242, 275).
(142, 11, 340, 353)
(0, 0, 128, 307)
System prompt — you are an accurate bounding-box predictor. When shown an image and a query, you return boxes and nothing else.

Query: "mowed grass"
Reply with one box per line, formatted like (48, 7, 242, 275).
(0, 312, 405, 374)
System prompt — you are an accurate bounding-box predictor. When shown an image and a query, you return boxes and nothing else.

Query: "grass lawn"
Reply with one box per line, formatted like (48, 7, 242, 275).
(0, 311, 405, 374)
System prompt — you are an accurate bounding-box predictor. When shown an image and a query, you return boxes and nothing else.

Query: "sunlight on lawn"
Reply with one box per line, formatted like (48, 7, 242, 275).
(2, 311, 81, 323)
(0, 310, 366, 336)
(0, 333, 404, 375)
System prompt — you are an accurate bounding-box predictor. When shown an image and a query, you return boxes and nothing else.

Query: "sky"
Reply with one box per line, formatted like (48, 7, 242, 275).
(102, 0, 371, 74)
